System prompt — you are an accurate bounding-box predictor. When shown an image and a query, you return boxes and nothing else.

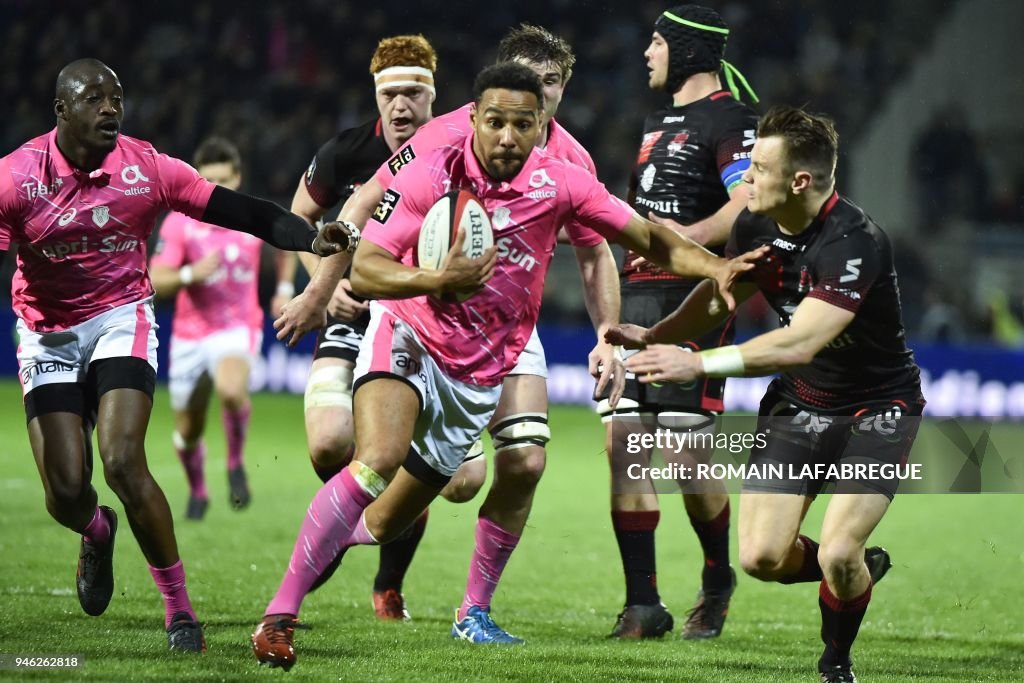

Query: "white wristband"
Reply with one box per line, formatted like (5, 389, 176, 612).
(700, 345, 745, 377)
(276, 281, 295, 298)
(179, 265, 194, 285)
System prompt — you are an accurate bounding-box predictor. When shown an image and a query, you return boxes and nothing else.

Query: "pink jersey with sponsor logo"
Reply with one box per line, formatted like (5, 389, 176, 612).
(374, 103, 605, 247)
(364, 134, 634, 386)
(0, 129, 215, 332)
(151, 212, 263, 340)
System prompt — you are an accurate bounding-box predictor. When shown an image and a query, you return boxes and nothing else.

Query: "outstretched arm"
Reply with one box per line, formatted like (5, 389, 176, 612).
(614, 213, 766, 312)
(625, 297, 856, 384)
(573, 241, 625, 406)
(201, 185, 353, 255)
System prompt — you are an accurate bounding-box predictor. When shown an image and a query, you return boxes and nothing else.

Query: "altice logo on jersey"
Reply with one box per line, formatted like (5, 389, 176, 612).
(526, 169, 557, 200)
(121, 165, 151, 196)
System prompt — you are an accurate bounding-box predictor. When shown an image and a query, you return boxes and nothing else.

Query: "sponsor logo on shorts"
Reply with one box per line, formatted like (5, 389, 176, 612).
(373, 189, 401, 223)
(662, 115, 686, 123)
(394, 352, 428, 385)
(387, 146, 416, 175)
(20, 360, 76, 385)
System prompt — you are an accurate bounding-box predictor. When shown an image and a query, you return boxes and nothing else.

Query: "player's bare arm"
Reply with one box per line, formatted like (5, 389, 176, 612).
(614, 213, 766, 311)
(350, 230, 497, 300)
(625, 296, 856, 384)
(573, 241, 625, 406)
(606, 279, 759, 350)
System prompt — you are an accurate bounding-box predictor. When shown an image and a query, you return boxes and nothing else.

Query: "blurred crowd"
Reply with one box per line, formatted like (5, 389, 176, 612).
(2, 0, 1021, 343)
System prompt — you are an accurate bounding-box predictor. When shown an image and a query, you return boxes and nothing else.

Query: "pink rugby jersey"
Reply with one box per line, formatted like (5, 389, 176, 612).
(363, 135, 635, 386)
(151, 212, 263, 340)
(374, 103, 605, 247)
(0, 129, 215, 332)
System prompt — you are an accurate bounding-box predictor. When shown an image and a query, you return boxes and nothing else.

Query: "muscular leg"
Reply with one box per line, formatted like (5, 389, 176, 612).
(214, 355, 252, 508)
(28, 412, 98, 532)
(173, 374, 212, 516)
(606, 412, 663, 610)
(738, 492, 814, 582)
(264, 378, 417, 618)
(97, 384, 198, 627)
(440, 449, 487, 503)
(304, 357, 356, 480)
(457, 374, 547, 621)
(815, 493, 890, 674)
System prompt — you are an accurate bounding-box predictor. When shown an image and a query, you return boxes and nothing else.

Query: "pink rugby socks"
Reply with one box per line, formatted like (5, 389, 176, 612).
(458, 516, 521, 620)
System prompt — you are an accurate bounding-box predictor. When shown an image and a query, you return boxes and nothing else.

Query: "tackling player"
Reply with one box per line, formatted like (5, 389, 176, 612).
(607, 106, 922, 683)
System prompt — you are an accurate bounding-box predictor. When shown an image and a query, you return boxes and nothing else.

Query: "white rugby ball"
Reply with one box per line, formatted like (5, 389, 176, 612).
(417, 189, 494, 272)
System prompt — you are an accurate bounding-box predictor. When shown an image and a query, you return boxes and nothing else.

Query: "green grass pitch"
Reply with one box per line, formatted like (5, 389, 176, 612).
(0, 380, 1021, 681)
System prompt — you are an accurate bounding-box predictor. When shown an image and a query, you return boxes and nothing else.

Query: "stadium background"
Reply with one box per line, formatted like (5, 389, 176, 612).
(0, 2, 1022, 680)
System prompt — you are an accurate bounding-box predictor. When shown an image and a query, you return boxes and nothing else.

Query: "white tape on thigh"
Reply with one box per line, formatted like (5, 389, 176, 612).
(304, 366, 354, 412)
(490, 412, 550, 452)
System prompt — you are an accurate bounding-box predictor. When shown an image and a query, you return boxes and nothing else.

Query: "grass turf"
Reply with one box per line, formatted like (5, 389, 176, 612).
(0, 380, 1021, 681)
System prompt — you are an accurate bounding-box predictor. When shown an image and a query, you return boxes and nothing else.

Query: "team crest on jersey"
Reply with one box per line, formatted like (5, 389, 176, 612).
(640, 165, 657, 192)
(373, 189, 401, 223)
(667, 132, 690, 157)
(492, 206, 511, 229)
(387, 146, 416, 175)
(91, 206, 110, 227)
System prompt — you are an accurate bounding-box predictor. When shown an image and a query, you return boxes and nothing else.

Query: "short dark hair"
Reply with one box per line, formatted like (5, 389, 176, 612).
(757, 106, 839, 187)
(497, 24, 575, 82)
(472, 63, 545, 110)
(193, 136, 241, 171)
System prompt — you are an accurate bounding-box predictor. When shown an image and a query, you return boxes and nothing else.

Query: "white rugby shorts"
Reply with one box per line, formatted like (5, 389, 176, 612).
(506, 326, 548, 378)
(16, 297, 159, 396)
(168, 325, 261, 410)
(354, 302, 501, 476)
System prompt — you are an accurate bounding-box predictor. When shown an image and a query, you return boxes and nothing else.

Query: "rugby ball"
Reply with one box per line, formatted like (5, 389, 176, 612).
(416, 190, 494, 272)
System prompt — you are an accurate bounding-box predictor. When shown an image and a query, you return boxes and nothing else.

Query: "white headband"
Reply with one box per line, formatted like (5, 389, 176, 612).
(374, 66, 436, 94)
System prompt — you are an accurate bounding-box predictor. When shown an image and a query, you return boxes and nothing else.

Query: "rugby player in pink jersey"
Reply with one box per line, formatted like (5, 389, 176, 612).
(276, 26, 625, 625)
(252, 62, 764, 669)
(151, 137, 278, 520)
(0, 59, 353, 652)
